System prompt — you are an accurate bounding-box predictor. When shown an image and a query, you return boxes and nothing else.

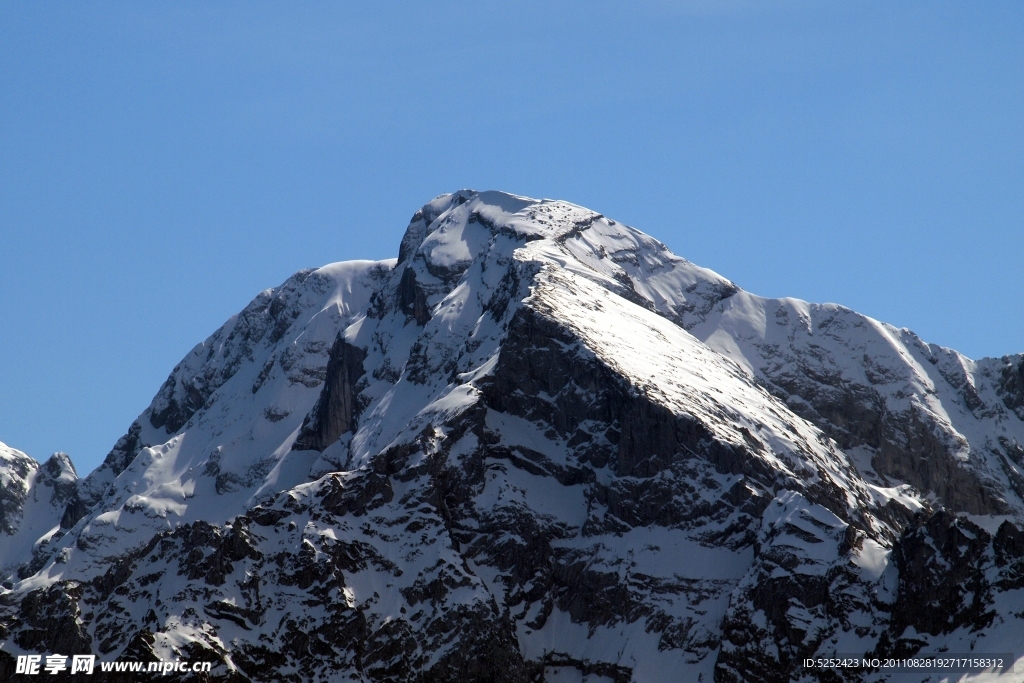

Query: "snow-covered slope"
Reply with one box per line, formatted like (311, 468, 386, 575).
(1, 190, 1022, 683)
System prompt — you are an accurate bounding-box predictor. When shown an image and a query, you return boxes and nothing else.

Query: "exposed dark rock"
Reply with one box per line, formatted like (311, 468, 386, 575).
(888, 510, 994, 638)
(483, 306, 783, 492)
(59, 495, 89, 529)
(14, 581, 91, 655)
(872, 408, 1005, 515)
(293, 335, 367, 452)
(397, 267, 431, 325)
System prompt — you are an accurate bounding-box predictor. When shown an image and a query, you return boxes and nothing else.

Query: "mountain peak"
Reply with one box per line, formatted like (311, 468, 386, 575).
(1, 192, 1022, 681)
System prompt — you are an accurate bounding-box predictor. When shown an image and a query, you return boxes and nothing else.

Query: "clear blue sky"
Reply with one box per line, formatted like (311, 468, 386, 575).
(1, 1, 1021, 475)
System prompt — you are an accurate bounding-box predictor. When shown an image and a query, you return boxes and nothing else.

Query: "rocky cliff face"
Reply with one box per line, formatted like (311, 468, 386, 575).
(0, 191, 1022, 682)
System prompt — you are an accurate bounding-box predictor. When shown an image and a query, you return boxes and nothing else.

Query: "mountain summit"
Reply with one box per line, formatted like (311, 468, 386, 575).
(1, 191, 1023, 682)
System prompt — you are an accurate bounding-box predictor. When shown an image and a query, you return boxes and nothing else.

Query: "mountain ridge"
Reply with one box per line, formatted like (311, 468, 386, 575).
(1, 189, 1022, 682)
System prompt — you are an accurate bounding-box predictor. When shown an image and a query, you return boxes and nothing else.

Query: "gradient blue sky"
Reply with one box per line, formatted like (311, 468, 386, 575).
(1, 1, 1022, 475)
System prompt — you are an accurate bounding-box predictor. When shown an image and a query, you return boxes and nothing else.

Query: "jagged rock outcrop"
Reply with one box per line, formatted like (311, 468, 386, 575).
(1, 191, 1022, 682)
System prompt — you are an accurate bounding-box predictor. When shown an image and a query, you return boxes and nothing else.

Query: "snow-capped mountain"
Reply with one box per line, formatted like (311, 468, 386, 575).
(1, 190, 1022, 682)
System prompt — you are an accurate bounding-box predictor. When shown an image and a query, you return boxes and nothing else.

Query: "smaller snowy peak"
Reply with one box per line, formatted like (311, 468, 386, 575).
(0, 443, 79, 577)
(147, 266, 333, 435)
(42, 257, 396, 587)
(33, 452, 77, 497)
(75, 259, 394, 512)
(0, 442, 38, 536)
